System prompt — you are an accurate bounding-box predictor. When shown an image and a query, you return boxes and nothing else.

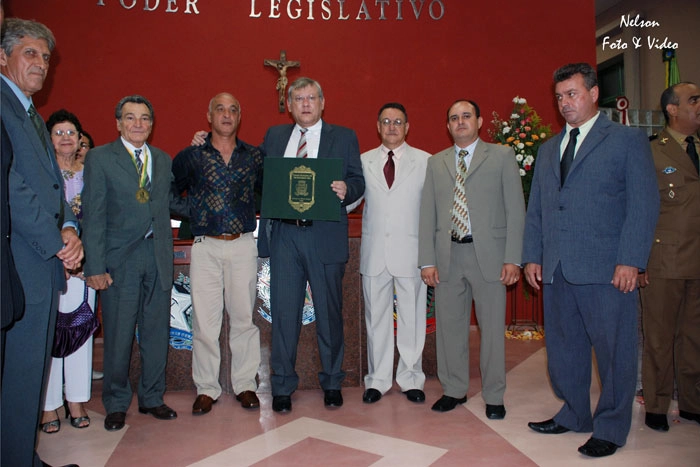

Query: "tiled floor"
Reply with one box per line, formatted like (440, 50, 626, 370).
(37, 332, 699, 467)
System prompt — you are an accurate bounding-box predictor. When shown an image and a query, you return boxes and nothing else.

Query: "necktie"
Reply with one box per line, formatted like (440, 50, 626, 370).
(296, 128, 308, 158)
(28, 104, 48, 152)
(685, 136, 699, 174)
(134, 149, 152, 191)
(560, 127, 580, 186)
(384, 150, 395, 188)
(451, 149, 470, 239)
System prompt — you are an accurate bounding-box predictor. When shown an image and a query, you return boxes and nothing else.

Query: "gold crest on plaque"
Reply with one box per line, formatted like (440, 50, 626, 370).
(288, 165, 316, 213)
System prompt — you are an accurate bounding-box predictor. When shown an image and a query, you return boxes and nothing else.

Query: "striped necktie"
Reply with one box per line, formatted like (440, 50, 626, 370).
(296, 128, 308, 158)
(134, 149, 152, 191)
(451, 149, 470, 239)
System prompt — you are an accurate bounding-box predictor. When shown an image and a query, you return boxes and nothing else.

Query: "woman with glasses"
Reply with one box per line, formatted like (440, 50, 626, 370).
(39, 110, 97, 433)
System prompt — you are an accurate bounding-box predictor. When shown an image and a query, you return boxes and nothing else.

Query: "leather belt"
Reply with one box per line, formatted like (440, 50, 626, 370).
(451, 235, 473, 244)
(206, 233, 242, 241)
(279, 219, 313, 227)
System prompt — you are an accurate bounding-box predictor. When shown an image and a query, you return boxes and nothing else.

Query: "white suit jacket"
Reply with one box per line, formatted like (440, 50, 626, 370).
(358, 143, 431, 277)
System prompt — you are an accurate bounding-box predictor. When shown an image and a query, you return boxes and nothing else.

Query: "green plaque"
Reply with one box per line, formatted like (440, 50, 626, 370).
(261, 157, 343, 221)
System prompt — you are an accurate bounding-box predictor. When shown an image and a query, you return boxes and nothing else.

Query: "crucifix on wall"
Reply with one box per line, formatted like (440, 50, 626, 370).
(264, 50, 301, 113)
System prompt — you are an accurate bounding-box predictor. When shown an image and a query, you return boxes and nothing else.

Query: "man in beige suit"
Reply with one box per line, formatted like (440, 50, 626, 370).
(419, 99, 525, 418)
(640, 81, 700, 432)
(356, 103, 431, 405)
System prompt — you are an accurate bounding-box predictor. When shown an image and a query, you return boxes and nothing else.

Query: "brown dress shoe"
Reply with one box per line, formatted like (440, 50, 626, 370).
(236, 390, 260, 409)
(192, 394, 217, 415)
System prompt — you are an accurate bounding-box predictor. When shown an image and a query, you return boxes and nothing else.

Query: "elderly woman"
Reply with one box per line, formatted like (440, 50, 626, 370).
(39, 110, 97, 433)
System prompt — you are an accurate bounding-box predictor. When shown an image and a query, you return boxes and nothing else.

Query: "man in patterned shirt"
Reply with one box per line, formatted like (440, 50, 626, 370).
(173, 93, 263, 415)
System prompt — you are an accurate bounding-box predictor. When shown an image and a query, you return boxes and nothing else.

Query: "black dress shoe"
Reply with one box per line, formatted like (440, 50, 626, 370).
(578, 437, 618, 457)
(324, 389, 343, 407)
(679, 410, 700, 424)
(272, 395, 292, 413)
(362, 388, 382, 403)
(138, 404, 177, 420)
(104, 411, 126, 431)
(527, 418, 570, 434)
(431, 395, 467, 412)
(645, 412, 669, 431)
(403, 389, 426, 403)
(485, 404, 506, 420)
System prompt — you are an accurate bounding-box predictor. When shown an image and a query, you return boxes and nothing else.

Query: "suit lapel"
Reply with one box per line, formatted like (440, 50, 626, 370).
(112, 140, 140, 188)
(393, 146, 417, 190)
(657, 128, 699, 177)
(366, 148, 389, 191)
(548, 130, 566, 183)
(439, 148, 456, 181)
(2, 85, 57, 177)
(278, 125, 294, 157)
(568, 114, 610, 175)
(465, 140, 487, 179)
(318, 121, 333, 158)
(150, 147, 165, 192)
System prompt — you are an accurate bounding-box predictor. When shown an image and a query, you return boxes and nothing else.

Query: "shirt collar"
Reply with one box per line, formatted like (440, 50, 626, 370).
(2, 74, 33, 111)
(665, 125, 697, 145)
(294, 119, 323, 134)
(564, 111, 600, 141)
(381, 141, 407, 160)
(120, 136, 149, 155)
(454, 138, 479, 158)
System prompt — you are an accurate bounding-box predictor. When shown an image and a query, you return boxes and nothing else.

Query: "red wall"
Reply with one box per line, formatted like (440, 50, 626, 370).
(6, 1, 595, 156)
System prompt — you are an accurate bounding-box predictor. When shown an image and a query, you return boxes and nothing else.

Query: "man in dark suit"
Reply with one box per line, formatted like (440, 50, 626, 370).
(640, 82, 700, 431)
(418, 99, 525, 418)
(82, 95, 185, 431)
(258, 77, 364, 412)
(1, 124, 24, 375)
(0, 0, 23, 368)
(1, 17, 83, 467)
(523, 63, 659, 457)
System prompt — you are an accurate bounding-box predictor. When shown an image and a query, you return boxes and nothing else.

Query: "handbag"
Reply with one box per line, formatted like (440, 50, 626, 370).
(52, 282, 99, 358)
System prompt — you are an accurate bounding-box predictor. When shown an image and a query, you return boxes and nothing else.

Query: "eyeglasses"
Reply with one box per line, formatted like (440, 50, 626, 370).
(80, 142, 91, 149)
(52, 129, 78, 137)
(380, 118, 405, 127)
(293, 95, 318, 103)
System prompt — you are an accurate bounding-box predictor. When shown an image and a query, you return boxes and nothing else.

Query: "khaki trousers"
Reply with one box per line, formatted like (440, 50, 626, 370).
(190, 233, 261, 398)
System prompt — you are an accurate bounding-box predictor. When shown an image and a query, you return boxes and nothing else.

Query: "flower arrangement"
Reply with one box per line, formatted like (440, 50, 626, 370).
(489, 96, 553, 203)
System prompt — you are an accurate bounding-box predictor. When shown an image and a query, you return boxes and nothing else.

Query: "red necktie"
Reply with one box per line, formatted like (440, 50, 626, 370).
(384, 150, 395, 188)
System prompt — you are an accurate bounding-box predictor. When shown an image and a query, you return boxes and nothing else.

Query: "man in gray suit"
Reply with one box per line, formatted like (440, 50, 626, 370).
(82, 95, 185, 431)
(418, 99, 525, 418)
(1, 17, 83, 467)
(523, 63, 659, 457)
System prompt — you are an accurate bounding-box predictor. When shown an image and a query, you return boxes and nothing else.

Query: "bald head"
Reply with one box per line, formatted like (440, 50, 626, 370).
(207, 93, 241, 139)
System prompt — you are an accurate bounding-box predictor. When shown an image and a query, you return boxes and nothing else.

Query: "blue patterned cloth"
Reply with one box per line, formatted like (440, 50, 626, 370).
(173, 134, 263, 235)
